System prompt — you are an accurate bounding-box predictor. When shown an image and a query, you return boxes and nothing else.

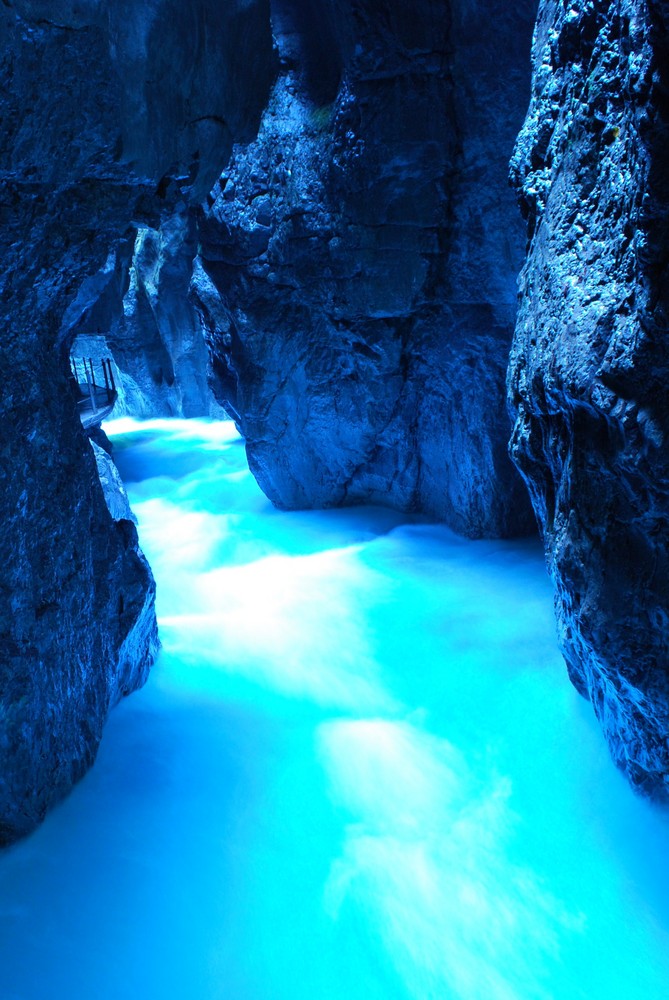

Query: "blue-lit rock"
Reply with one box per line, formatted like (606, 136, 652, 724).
(91, 441, 138, 525)
(194, 0, 537, 538)
(509, 0, 669, 794)
(0, 0, 274, 842)
(67, 210, 224, 419)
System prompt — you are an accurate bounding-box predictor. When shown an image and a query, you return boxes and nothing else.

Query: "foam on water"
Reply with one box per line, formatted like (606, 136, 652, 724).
(1, 418, 669, 999)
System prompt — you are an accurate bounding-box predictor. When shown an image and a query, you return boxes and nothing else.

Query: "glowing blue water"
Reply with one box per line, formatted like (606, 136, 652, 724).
(1, 418, 669, 999)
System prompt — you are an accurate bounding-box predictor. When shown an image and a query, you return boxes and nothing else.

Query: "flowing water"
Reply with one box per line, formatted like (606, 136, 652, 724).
(1, 418, 669, 1000)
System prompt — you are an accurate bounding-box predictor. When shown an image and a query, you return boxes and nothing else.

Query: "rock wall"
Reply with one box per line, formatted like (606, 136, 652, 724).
(67, 211, 224, 419)
(0, 0, 273, 842)
(509, 0, 669, 794)
(194, 0, 537, 538)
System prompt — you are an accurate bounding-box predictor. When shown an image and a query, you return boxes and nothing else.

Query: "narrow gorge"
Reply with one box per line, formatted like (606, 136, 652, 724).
(1, 0, 669, 996)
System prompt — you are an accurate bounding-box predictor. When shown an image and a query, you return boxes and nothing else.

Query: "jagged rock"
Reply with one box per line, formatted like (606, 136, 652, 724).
(194, 0, 537, 538)
(508, 0, 669, 795)
(0, 0, 274, 842)
(91, 441, 138, 525)
(67, 211, 225, 419)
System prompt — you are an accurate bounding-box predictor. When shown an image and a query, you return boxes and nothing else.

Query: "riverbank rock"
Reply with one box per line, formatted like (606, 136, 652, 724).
(509, 0, 669, 795)
(194, 0, 537, 538)
(0, 0, 273, 842)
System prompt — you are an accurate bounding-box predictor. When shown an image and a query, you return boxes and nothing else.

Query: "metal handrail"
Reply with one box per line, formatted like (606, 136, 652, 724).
(70, 356, 117, 414)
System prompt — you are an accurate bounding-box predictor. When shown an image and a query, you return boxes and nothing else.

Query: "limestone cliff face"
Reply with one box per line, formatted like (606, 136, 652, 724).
(0, 0, 273, 842)
(509, 0, 669, 794)
(194, 0, 537, 538)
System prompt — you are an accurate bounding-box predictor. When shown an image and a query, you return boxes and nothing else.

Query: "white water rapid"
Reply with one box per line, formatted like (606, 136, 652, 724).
(1, 418, 669, 999)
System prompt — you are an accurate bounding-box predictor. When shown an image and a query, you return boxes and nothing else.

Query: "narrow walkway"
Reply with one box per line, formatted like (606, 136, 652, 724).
(70, 356, 117, 428)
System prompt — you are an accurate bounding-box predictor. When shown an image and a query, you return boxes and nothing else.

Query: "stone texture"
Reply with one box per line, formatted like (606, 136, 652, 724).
(68, 211, 224, 419)
(194, 0, 537, 538)
(91, 440, 138, 525)
(509, 0, 669, 794)
(0, 0, 273, 842)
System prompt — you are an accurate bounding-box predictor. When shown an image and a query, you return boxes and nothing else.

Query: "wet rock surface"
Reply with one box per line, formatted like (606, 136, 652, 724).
(195, 0, 537, 538)
(509, 0, 669, 794)
(0, 0, 273, 842)
(91, 441, 138, 525)
(68, 211, 224, 419)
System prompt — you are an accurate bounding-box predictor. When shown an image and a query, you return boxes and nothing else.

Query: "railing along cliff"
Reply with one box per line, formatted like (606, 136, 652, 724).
(70, 356, 118, 429)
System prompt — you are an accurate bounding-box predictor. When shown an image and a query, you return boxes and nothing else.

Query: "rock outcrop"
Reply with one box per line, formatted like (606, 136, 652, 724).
(509, 0, 669, 794)
(194, 0, 537, 538)
(0, 0, 274, 842)
(67, 210, 224, 419)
